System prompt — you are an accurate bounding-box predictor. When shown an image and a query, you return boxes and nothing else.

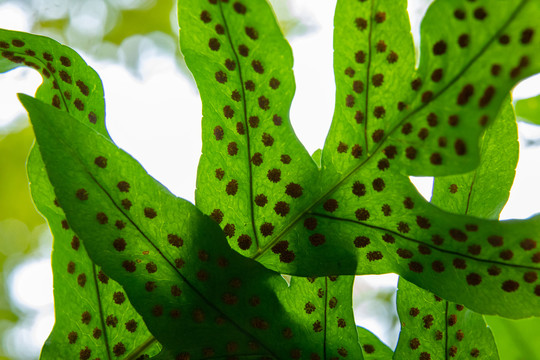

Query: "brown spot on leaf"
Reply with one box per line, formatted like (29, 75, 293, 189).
(502, 280, 519, 292)
(521, 238, 537, 250)
(226, 179, 239, 195)
(144, 208, 157, 219)
(431, 68, 443, 82)
(209, 38, 220, 50)
(227, 142, 238, 156)
(521, 28, 534, 44)
(267, 169, 281, 183)
(94, 156, 107, 168)
(237, 235, 252, 250)
(309, 234, 326, 246)
(355, 208, 370, 221)
(433, 40, 447, 55)
(254, 194, 268, 207)
(354, 236, 370, 248)
(467, 273, 482, 286)
(405, 147, 417, 160)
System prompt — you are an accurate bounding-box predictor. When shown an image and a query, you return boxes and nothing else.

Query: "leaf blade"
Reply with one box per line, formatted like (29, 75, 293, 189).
(357, 326, 393, 360)
(432, 98, 518, 220)
(323, 0, 415, 180)
(515, 94, 540, 125)
(180, 0, 319, 258)
(0, 29, 161, 359)
(234, 0, 540, 319)
(393, 94, 519, 360)
(394, 277, 499, 360)
(23, 94, 363, 359)
(386, 0, 539, 176)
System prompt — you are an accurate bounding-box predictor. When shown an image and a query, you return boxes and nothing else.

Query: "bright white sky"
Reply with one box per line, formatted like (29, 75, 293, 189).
(2, 0, 540, 357)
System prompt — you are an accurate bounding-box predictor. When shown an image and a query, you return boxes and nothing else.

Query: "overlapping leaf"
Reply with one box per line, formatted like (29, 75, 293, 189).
(431, 99, 518, 220)
(181, 0, 540, 318)
(0, 29, 160, 359)
(30, 150, 161, 360)
(180, 0, 320, 261)
(395, 278, 499, 360)
(5, 0, 540, 357)
(356, 326, 393, 360)
(394, 99, 516, 360)
(485, 315, 540, 360)
(515, 94, 540, 125)
(22, 94, 364, 359)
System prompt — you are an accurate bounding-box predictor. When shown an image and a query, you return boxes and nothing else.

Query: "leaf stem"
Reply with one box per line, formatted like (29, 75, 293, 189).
(124, 336, 158, 360)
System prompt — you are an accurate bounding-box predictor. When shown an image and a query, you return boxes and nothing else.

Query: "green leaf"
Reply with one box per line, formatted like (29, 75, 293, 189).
(322, 0, 415, 182)
(485, 315, 540, 360)
(182, 0, 540, 318)
(8, 1, 540, 356)
(0, 29, 107, 135)
(393, 96, 518, 360)
(179, 0, 320, 258)
(515, 93, 540, 125)
(356, 326, 393, 360)
(22, 94, 364, 359)
(30, 147, 161, 360)
(0, 29, 162, 359)
(0, 127, 44, 228)
(432, 98, 518, 220)
(312, 149, 322, 169)
(394, 277, 499, 360)
(287, 275, 362, 359)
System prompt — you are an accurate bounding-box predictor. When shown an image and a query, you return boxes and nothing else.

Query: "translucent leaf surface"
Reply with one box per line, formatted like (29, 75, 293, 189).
(356, 326, 393, 360)
(0, 29, 107, 134)
(431, 99, 518, 220)
(30, 150, 161, 360)
(394, 278, 499, 360)
(6, 3, 540, 358)
(182, 0, 540, 318)
(22, 94, 363, 359)
(0, 29, 160, 359)
(180, 0, 320, 258)
(394, 97, 517, 360)
(515, 94, 540, 125)
(485, 315, 540, 360)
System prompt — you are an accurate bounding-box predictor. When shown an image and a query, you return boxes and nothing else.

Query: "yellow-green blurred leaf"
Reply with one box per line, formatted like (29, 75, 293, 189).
(0, 126, 44, 229)
(104, 0, 176, 45)
(485, 316, 540, 360)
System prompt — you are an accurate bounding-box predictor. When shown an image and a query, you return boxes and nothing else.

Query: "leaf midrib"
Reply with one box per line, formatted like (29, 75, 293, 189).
(91, 263, 113, 360)
(363, 0, 375, 154)
(86, 170, 278, 358)
(216, 0, 261, 251)
(323, 277, 328, 360)
(252, 0, 529, 262)
(311, 212, 540, 272)
(21, 55, 115, 359)
(444, 300, 449, 360)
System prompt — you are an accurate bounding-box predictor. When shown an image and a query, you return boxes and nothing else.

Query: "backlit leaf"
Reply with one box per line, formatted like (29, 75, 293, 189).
(183, 0, 540, 318)
(22, 94, 363, 359)
(357, 326, 393, 360)
(0, 29, 107, 135)
(515, 93, 540, 125)
(180, 0, 320, 259)
(394, 278, 499, 360)
(432, 99, 518, 220)
(393, 98, 517, 360)
(485, 315, 540, 360)
(30, 149, 161, 360)
(4, 0, 540, 356)
(0, 29, 160, 359)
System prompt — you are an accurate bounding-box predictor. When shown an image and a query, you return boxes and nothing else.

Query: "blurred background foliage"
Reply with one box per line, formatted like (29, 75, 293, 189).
(0, 0, 539, 359)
